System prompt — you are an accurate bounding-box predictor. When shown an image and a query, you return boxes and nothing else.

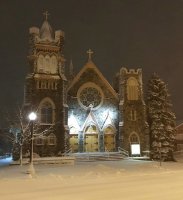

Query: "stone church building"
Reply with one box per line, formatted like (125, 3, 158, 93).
(23, 16, 149, 157)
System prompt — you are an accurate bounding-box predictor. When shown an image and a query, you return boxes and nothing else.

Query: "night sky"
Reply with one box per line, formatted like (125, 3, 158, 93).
(0, 0, 183, 124)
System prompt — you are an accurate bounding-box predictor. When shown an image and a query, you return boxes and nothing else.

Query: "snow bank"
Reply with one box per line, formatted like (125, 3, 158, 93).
(0, 160, 183, 200)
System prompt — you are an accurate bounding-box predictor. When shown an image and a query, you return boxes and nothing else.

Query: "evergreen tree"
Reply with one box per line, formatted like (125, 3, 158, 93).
(146, 73, 176, 161)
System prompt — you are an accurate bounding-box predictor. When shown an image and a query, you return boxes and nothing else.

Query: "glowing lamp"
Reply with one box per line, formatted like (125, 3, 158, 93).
(28, 112, 37, 121)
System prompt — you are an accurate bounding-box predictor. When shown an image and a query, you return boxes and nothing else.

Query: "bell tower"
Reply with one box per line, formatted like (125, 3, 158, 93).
(119, 68, 149, 156)
(24, 12, 68, 156)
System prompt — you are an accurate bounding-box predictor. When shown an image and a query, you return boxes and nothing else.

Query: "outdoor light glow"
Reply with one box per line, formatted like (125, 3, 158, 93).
(28, 112, 37, 121)
(68, 113, 80, 130)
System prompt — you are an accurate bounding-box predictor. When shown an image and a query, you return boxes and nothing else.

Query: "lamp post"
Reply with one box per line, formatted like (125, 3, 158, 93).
(159, 142, 162, 167)
(27, 112, 37, 175)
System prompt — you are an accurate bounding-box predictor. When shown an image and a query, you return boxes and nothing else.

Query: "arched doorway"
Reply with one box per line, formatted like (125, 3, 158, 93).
(129, 133, 140, 156)
(104, 126, 115, 151)
(69, 126, 79, 152)
(84, 125, 99, 152)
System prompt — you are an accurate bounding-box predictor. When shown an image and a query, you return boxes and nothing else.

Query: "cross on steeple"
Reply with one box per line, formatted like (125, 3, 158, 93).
(87, 49, 94, 61)
(43, 11, 50, 21)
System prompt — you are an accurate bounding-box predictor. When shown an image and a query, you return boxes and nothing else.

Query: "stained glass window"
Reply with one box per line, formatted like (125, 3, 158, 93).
(79, 87, 102, 108)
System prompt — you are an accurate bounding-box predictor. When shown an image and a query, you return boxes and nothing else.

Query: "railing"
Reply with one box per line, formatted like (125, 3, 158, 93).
(105, 147, 110, 159)
(118, 147, 129, 157)
(33, 157, 75, 165)
(64, 148, 73, 156)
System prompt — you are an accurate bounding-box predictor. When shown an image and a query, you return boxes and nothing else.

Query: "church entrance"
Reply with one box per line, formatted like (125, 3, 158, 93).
(69, 127, 79, 152)
(84, 125, 99, 152)
(69, 135, 78, 153)
(104, 127, 115, 151)
(130, 133, 140, 156)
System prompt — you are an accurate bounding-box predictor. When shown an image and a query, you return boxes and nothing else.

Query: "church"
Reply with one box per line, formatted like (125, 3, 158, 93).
(23, 15, 150, 157)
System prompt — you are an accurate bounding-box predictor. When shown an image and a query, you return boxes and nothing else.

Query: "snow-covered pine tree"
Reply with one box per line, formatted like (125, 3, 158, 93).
(146, 73, 176, 161)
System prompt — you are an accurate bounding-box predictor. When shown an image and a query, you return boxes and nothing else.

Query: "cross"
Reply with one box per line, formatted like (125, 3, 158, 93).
(87, 49, 94, 60)
(43, 11, 50, 21)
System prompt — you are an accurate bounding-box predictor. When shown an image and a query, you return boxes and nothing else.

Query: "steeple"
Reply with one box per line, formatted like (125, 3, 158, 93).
(40, 11, 53, 41)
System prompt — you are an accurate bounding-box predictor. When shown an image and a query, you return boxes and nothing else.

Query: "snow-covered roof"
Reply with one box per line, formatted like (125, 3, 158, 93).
(68, 59, 118, 100)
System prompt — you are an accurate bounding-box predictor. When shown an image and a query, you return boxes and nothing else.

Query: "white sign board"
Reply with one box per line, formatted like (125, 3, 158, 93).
(131, 144, 140, 155)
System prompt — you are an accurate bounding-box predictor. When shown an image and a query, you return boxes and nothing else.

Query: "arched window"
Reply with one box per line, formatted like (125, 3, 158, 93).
(130, 109, 137, 121)
(127, 78, 139, 100)
(104, 126, 114, 135)
(37, 55, 44, 73)
(70, 126, 78, 135)
(40, 102, 53, 124)
(47, 133, 57, 145)
(85, 125, 97, 134)
(44, 55, 50, 73)
(130, 133, 139, 144)
(50, 55, 57, 74)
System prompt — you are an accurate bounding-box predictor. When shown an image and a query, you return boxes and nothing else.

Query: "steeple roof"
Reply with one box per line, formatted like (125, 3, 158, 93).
(40, 19, 53, 41)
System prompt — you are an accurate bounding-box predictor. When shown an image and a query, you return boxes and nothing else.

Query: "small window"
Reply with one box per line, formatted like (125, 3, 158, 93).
(130, 133, 139, 144)
(35, 137, 44, 145)
(130, 109, 137, 121)
(47, 134, 56, 145)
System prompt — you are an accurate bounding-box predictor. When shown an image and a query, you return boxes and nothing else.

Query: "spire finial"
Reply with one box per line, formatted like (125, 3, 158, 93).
(87, 49, 94, 61)
(43, 11, 50, 21)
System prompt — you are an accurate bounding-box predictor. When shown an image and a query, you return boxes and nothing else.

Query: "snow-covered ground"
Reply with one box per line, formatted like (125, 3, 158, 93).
(1, 157, 183, 200)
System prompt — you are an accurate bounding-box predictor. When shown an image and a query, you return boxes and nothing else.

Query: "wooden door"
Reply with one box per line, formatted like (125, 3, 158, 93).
(85, 134, 98, 152)
(69, 135, 78, 152)
(104, 134, 115, 152)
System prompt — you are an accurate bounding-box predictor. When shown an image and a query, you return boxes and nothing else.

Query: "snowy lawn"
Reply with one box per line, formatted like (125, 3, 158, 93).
(1, 158, 183, 200)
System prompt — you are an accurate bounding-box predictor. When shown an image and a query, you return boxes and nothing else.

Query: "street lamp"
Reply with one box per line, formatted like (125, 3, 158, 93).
(27, 112, 37, 175)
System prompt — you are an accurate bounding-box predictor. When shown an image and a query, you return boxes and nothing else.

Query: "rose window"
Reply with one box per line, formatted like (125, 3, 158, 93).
(79, 87, 102, 109)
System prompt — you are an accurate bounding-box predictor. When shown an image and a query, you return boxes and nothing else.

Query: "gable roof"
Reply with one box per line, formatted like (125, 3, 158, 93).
(81, 110, 101, 131)
(102, 111, 117, 131)
(67, 60, 118, 100)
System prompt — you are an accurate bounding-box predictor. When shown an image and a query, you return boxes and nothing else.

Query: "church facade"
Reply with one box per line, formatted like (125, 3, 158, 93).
(23, 17, 149, 157)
